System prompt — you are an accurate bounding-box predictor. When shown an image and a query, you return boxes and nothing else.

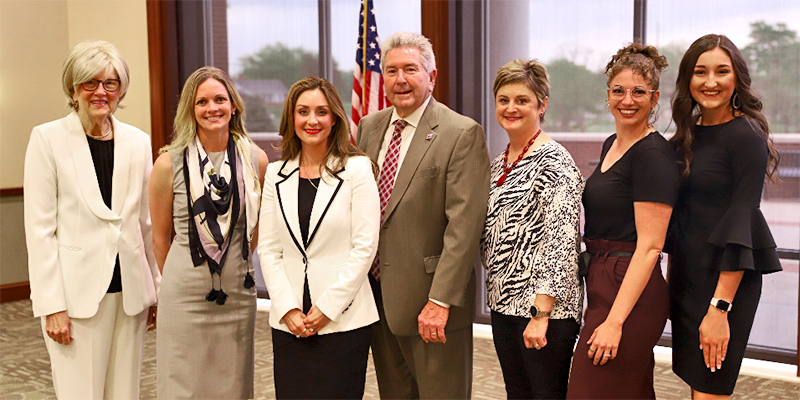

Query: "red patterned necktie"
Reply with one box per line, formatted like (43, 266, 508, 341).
(370, 119, 409, 281)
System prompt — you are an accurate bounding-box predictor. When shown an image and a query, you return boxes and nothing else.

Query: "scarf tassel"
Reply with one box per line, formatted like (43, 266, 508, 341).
(244, 271, 255, 289)
(205, 274, 229, 305)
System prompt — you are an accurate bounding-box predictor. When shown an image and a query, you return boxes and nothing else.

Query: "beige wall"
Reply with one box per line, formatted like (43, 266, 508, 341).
(0, 0, 151, 285)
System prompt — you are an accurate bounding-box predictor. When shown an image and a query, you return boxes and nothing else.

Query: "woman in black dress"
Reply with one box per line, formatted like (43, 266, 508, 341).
(567, 43, 680, 399)
(668, 34, 781, 400)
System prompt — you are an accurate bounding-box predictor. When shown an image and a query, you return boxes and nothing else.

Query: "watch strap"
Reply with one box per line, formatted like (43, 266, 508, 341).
(530, 305, 551, 318)
(710, 297, 732, 312)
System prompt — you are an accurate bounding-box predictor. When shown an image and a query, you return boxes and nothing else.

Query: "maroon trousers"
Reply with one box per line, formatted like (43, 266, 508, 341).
(567, 239, 669, 400)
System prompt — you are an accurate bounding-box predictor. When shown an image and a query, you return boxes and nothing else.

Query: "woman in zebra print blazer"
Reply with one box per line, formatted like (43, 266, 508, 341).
(481, 59, 584, 400)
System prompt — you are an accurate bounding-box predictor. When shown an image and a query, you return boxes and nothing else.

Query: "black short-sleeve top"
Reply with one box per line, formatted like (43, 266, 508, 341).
(583, 131, 680, 242)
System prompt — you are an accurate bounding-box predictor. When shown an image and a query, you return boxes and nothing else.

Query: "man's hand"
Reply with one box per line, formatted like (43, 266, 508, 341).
(418, 300, 449, 343)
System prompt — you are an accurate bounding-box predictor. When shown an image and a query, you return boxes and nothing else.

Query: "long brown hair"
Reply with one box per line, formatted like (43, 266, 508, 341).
(278, 76, 372, 177)
(670, 34, 779, 182)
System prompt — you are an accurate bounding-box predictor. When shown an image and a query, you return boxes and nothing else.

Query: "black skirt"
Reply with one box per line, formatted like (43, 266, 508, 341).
(272, 325, 372, 399)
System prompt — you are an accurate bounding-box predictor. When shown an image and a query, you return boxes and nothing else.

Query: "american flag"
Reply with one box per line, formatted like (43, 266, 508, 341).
(350, 0, 390, 142)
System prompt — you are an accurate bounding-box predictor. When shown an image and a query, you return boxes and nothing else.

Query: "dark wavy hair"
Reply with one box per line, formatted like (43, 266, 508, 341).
(670, 34, 779, 182)
(605, 43, 668, 90)
(278, 76, 374, 178)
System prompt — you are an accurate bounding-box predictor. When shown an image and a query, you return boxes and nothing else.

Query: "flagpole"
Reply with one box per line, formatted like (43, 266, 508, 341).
(361, 0, 368, 113)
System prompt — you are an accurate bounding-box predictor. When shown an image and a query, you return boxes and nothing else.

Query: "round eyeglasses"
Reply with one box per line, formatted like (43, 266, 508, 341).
(81, 79, 121, 92)
(608, 85, 655, 101)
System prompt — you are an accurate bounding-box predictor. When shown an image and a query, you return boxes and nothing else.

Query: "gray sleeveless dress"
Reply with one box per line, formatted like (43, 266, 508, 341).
(157, 148, 257, 399)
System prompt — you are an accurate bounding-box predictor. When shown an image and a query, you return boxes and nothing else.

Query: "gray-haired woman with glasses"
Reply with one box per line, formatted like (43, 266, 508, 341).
(566, 43, 679, 399)
(23, 40, 160, 399)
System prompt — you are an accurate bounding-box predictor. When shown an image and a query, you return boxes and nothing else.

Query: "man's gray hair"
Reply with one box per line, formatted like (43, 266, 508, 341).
(381, 32, 437, 74)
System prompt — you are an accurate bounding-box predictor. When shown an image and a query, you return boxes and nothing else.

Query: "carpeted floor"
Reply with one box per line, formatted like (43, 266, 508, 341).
(1, 299, 798, 399)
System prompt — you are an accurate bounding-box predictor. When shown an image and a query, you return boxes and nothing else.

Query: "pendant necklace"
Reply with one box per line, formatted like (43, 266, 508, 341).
(497, 129, 542, 187)
(301, 154, 319, 190)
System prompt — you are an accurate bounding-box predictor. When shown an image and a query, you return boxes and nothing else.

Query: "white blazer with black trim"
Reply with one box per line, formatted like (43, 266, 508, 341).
(24, 112, 160, 319)
(258, 155, 380, 335)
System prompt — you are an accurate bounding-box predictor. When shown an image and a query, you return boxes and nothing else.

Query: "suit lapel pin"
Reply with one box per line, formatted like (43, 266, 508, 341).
(426, 133, 435, 140)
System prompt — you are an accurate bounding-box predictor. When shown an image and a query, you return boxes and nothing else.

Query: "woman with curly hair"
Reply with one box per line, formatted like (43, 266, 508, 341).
(668, 34, 781, 400)
(567, 43, 680, 399)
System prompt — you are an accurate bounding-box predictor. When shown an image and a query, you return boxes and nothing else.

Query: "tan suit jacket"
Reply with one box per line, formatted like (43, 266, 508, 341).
(357, 98, 490, 336)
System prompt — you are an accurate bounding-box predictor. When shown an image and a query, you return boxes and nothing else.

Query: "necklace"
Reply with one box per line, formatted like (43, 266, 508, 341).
(86, 124, 113, 140)
(301, 155, 319, 190)
(497, 129, 542, 186)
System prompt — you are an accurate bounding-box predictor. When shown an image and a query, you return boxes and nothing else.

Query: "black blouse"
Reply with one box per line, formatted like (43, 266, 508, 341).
(298, 177, 319, 313)
(583, 131, 680, 242)
(86, 136, 122, 293)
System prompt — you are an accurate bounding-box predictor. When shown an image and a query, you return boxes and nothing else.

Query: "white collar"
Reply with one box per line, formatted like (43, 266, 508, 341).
(389, 95, 432, 129)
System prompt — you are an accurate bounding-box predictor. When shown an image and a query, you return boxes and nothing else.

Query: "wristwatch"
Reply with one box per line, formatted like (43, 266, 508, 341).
(530, 305, 551, 318)
(710, 298, 733, 312)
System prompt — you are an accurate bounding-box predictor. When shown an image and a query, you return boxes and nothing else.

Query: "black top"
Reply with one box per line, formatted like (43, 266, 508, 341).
(298, 177, 320, 247)
(298, 177, 319, 313)
(669, 117, 781, 274)
(86, 136, 122, 293)
(583, 131, 680, 242)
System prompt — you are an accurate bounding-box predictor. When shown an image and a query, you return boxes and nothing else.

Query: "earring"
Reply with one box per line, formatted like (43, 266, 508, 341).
(539, 111, 544, 117)
(606, 100, 610, 112)
(731, 91, 741, 110)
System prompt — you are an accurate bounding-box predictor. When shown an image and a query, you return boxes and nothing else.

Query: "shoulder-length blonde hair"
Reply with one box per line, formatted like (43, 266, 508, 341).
(278, 76, 372, 177)
(160, 66, 248, 153)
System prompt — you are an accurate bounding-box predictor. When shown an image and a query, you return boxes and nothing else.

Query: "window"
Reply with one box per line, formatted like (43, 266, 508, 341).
(647, 0, 800, 357)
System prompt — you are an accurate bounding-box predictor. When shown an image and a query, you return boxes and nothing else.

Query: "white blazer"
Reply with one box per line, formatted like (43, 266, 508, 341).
(24, 112, 160, 319)
(258, 155, 380, 335)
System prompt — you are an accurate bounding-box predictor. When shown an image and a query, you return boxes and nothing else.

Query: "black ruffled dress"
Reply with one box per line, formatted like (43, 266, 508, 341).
(668, 117, 781, 395)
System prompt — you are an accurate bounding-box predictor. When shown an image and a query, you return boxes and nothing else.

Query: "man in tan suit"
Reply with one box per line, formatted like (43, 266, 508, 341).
(357, 32, 490, 399)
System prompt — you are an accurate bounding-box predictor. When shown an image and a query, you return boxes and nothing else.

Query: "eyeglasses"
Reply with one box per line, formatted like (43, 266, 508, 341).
(81, 79, 121, 92)
(608, 85, 655, 101)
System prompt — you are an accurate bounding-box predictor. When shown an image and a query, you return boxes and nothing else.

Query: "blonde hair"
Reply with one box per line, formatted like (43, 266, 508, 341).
(61, 40, 130, 111)
(161, 67, 249, 153)
(493, 59, 550, 123)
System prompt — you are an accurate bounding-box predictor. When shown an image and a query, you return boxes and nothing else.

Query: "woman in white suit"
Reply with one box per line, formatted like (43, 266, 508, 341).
(23, 40, 159, 399)
(258, 76, 380, 399)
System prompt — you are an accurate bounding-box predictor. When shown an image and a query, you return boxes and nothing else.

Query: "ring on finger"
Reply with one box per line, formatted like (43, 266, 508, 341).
(534, 344, 540, 348)
(603, 353, 611, 358)
(588, 347, 596, 353)
(309, 328, 315, 332)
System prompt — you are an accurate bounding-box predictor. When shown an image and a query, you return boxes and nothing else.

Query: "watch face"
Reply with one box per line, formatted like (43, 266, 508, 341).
(714, 299, 731, 311)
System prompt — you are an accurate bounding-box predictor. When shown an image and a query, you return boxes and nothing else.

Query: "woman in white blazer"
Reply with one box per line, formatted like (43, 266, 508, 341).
(258, 76, 380, 399)
(23, 40, 159, 399)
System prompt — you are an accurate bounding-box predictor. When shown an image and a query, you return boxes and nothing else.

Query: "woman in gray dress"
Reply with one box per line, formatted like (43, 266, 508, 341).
(149, 66, 268, 399)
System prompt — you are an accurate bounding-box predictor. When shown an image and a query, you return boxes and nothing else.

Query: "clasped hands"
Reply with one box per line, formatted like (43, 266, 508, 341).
(283, 306, 331, 338)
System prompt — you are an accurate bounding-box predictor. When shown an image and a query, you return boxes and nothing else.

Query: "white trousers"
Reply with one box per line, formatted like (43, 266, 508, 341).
(41, 292, 148, 400)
